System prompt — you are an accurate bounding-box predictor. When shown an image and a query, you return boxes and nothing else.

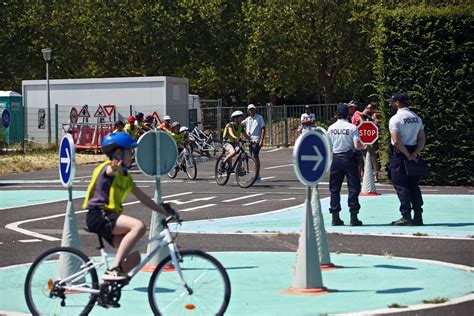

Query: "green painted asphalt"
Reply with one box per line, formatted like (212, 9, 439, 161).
(0, 190, 86, 210)
(176, 195, 474, 238)
(1, 252, 473, 315)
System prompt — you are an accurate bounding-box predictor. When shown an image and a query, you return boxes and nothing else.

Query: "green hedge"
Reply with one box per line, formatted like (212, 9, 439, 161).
(374, 5, 473, 185)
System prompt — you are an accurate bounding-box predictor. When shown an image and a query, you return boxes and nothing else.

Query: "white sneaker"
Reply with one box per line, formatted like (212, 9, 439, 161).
(102, 267, 129, 281)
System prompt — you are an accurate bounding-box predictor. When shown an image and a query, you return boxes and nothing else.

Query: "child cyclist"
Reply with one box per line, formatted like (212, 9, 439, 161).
(220, 110, 252, 173)
(83, 132, 177, 281)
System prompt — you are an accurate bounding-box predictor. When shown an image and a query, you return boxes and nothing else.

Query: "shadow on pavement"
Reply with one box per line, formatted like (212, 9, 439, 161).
(374, 264, 417, 270)
(376, 287, 423, 294)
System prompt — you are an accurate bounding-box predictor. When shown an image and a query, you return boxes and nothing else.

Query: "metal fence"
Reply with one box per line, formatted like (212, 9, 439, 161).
(22, 102, 336, 148)
(202, 103, 337, 147)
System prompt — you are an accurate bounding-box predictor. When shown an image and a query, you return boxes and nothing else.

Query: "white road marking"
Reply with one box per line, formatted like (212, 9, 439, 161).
(179, 204, 216, 212)
(243, 199, 268, 206)
(264, 164, 293, 170)
(260, 176, 275, 181)
(222, 193, 264, 203)
(4, 192, 194, 240)
(262, 148, 282, 153)
(280, 197, 296, 201)
(165, 196, 216, 205)
(18, 239, 42, 243)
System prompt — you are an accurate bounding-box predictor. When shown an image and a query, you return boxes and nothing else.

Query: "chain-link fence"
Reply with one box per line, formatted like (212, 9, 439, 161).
(202, 103, 337, 147)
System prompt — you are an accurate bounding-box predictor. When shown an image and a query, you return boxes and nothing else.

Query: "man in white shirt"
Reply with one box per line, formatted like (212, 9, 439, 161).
(300, 105, 316, 132)
(242, 104, 266, 181)
(387, 93, 426, 226)
(327, 103, 365, 226)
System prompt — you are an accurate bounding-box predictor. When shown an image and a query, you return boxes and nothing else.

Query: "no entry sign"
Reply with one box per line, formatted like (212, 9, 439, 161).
(358, 121, 379, 145)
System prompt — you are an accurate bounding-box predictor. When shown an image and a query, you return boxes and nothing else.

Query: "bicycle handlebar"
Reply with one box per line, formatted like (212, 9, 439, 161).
(161, 203, 182, 227)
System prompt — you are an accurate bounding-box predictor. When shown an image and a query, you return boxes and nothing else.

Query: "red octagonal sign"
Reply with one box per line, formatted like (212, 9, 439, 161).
(358, 121, 379, 145)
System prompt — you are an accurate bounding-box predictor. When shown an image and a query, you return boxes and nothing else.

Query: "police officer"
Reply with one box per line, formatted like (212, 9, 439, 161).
(387, 93, 425, 226)
(327, 103, 365, 226)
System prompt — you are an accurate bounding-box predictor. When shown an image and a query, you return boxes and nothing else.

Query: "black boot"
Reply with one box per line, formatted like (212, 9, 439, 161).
(332, 212, 344, 226)
(413, 211, 424, 226)
(350, 213, 363, 226)
(391, 212, 413, 226)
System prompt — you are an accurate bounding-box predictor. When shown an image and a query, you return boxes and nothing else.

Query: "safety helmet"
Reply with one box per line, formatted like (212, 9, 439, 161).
(127, 116, 136, 123)
(136, 112, 144, 119)
(231, 110, 244, 118)
(101, 132, 138, 154)
(179, 126, 189, 133)
(114, 120, 124, 127)
(171, 121, 180, 128)
(163, 115, 171, 121)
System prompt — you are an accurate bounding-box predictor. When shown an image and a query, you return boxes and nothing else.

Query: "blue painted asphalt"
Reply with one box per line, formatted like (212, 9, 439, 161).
(1, 252, 473, 315)
(174, 195, 474, 238)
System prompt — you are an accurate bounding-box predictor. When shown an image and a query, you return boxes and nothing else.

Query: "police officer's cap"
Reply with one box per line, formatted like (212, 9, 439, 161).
(336, 103, 349, 117)
(386, 93, 409, 103)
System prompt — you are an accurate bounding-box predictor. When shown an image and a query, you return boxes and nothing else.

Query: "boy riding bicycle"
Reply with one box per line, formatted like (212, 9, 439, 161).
(83, 132, 175, 281)
(220, 110, 252, 173)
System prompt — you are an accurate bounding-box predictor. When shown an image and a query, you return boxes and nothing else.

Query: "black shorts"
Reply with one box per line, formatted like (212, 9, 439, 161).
(86, 208, 120, 246)
(249, 143, 261, 157)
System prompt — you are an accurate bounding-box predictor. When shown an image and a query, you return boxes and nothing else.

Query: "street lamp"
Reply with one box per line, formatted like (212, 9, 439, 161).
(41, 47, 52, 144)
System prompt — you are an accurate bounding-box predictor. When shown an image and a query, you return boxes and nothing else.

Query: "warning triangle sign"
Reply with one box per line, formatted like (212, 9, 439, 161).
(152, 111, 162, 123)
(103, 105, 115, 117)
(78, 105, 91, 118)
(94, 105, 107, 118)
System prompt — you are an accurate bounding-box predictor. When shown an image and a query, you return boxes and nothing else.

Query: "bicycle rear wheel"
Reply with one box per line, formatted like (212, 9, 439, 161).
(215, 156, 230, 186)
(185, 154, 197, 180)
(236, 155, 257, 188)
(24, 247, 99, 316)
(148, 250, 231, 316)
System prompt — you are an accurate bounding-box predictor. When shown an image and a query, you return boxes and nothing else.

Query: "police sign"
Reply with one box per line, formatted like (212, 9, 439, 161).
(293, 130, 331, 186)
(58, 134, 76, 188)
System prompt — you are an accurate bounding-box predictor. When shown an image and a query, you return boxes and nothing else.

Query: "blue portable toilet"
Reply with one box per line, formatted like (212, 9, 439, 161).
(0, 91, 23, 145)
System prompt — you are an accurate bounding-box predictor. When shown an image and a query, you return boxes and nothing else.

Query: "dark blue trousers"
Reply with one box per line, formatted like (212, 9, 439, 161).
(389, 146, 424, 215)
(329, 153, 361, 214)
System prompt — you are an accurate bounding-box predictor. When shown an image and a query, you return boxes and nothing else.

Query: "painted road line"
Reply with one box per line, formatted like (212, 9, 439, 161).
(260, 176, 275, 181)
(222, 193, 264, 203)
(165, 196, 216, 205)
(280, 197, 296, 201)
(4, 192, 194, 241)
(262, 148, 282, 153)
(18, 239, 42, 243)
(243, 199, 268, 206)
(264, 164, 293, 170)
(179, 204, 216, 212)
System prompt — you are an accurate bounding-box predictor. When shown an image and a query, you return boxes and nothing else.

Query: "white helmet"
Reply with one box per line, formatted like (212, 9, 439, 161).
(231, 110, 244, 118)
(179, 126, 189, 133)
(163, 115, 171, 121)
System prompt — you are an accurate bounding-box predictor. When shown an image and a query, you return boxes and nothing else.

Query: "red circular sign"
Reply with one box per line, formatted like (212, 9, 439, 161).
(69, 107, 78, 124)
(358, 121, 379, 145)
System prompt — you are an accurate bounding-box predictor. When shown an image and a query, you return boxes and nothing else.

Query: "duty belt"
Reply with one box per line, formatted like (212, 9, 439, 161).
(333, 151, 355, 157)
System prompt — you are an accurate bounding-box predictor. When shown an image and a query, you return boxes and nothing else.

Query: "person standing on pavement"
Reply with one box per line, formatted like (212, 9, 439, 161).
(347, 101, 357, 123)
(326, 103, 365, 226)
(387, 93, 426, 226)
(300, 105, 316, 132)
(242, 104, 266, 181)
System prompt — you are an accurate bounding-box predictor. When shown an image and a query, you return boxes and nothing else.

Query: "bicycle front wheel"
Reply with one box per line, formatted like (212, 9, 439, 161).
(185, 155, 197, 180)
(24, 247, 99, 316)
(236, 155, 257, 188)
(148, 250, 231, 316)
(215, 156, 230, 186)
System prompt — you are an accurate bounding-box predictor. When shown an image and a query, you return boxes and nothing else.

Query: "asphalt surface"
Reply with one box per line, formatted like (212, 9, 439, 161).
(0, 147, 472, 315)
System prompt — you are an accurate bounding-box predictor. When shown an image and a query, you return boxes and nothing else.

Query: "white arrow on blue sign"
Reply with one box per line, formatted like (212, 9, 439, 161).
(1, 109, 11, 128)
(293, 130, 332, 186)
(59, 134, 76, 188)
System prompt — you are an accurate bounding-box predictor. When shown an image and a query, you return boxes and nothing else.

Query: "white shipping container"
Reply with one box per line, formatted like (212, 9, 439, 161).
(22, 76, 189, 143)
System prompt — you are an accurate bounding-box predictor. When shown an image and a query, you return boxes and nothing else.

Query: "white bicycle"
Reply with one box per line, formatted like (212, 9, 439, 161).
(24, 210, 231, 315)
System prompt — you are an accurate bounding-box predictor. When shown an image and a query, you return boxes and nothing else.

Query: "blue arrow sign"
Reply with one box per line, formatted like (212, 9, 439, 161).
(293, 130, 330, 186)
(59, 134, 76, 188)
(2, 109, 11, 128)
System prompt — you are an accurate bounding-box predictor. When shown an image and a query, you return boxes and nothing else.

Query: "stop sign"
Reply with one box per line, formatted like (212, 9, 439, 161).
(358, 121, 379, 145)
